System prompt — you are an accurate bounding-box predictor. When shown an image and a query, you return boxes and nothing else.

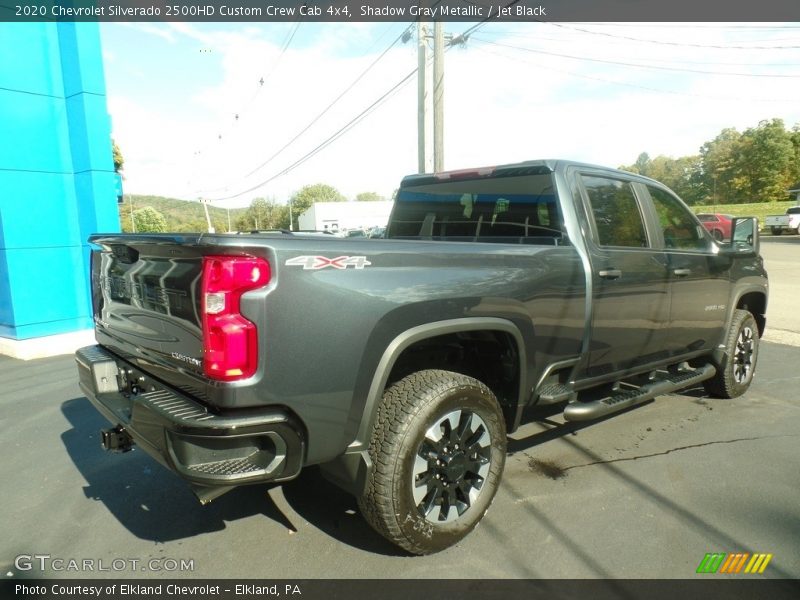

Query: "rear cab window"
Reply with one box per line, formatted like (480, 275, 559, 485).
(387, 170, 566, 245)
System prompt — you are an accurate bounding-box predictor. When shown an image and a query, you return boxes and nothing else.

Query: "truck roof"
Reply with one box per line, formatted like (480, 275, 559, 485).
(400, 159, 663, 188)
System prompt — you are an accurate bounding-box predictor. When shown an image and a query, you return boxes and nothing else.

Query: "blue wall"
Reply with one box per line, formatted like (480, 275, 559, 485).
(0, 22, 119, 340)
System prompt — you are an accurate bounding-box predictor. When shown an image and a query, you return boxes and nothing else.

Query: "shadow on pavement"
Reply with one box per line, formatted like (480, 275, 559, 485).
(504, 389, 795, 579)
(508, 400, 655, 454)
(60, 396, 401, 555)
(280, 468, 405, 556)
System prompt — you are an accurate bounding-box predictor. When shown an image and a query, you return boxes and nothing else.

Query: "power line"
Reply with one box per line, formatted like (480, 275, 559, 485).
(191, 22, 303, 164)
(567, 23, 800, 30)
(471, 42, 797, 104)
(206, 68, 417, 202)
(193, 23, 402, 197)
(474, 32, 800, 66)
(241, 24, 413, 180)
(448, 0, 522, 45)
(202, 15, 494, 203)
(473, 38, 800, 78)
(194, 23, 414, 199)
(546, 22, 800, 50)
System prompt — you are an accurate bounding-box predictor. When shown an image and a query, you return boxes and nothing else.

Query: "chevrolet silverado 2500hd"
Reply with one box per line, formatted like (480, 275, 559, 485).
(76, 160, 767, 554)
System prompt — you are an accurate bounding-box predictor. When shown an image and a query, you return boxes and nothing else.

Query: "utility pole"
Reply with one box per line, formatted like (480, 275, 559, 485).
(433, 21, 444, 173)
(226, 206, 231, 232)
(199, 197, 215, 233)
(288, 200, 293, 231)
(129, 195, 136, 233)
(417, 22, 427, 174)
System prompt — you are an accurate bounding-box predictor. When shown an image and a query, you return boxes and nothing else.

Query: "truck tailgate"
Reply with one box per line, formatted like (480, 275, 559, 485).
(90, 235, 207, 379)
(89, 233, 278, 403)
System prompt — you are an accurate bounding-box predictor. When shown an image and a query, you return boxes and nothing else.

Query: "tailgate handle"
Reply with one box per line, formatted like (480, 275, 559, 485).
(598, 269, 622, 280)
(673, 268, 692, 277)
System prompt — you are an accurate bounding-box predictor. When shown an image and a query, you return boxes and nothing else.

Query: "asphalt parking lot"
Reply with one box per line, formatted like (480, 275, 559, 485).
(2, 238, 798, 580)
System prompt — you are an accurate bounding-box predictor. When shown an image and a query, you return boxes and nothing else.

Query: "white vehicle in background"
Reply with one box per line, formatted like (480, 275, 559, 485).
(765, 206, 800, 235)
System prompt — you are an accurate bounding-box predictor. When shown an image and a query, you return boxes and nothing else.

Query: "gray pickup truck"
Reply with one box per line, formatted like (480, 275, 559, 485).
(76, 159, 767, 554)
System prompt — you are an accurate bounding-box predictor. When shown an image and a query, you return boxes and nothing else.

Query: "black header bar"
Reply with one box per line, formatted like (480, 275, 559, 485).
(2, 579, 800, 600)
(2, 0, 799, 23)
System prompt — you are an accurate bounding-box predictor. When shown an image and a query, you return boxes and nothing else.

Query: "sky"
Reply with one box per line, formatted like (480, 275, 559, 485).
(99, 20, 800, 210)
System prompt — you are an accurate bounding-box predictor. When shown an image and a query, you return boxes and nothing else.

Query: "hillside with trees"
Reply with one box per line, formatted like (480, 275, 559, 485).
(234, 183, 348, 231)
(118, 195, 248, 233)
(119, 183, 351, 233)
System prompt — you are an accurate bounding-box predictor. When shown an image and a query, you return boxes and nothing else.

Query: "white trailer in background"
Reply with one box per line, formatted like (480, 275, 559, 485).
(297, 201, 394, 234)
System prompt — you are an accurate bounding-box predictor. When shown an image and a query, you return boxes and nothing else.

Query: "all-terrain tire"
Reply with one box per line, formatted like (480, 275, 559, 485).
(704, 309, 759, 399)
(357, 369, 506, 555)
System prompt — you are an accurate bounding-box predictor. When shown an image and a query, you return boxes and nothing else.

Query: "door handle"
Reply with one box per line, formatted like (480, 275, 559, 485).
(598, 269, 622, 280)
(673, 268, 691, 277)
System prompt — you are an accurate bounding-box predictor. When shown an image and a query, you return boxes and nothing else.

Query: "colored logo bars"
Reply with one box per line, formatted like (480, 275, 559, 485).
(696, 552, 773, 574)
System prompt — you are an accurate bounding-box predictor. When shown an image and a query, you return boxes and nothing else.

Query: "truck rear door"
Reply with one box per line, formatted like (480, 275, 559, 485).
(576, 171, 672, 377)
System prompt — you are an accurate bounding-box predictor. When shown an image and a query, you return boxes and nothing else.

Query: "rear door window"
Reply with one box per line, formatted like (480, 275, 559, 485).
(581, 175, 649, 248)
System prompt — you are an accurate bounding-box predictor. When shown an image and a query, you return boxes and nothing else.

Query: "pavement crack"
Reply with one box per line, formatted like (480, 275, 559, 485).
(563, 434, 799, 472)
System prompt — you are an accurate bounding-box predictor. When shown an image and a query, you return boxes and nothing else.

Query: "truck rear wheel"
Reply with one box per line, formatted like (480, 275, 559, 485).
(358, 369, 506, 555)
(704, 309, 759, 399)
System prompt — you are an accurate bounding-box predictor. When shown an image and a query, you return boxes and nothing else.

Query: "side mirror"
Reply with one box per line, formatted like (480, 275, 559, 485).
(729, 217, 759, 255)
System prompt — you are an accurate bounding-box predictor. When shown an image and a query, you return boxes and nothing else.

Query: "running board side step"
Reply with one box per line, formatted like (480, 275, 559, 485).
(563, 364, 716, 422)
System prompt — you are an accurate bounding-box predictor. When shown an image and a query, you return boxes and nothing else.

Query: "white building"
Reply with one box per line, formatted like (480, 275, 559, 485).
(297, 201, 394, 233)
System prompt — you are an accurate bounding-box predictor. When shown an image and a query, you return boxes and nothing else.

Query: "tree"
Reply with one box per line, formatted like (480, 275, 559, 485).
(290, 183, 346, 224)
(355, 192, 384, 202)
(620, 153, 702, 204)
(234, 197, 289, 231)
(700, 128, 745, 203)
(621, 119, 800, 206)
(112, 139, 124, 173)
(737, 119, 794, 201)
(633, 152, 651, 175)
(133, 206, 167, 232)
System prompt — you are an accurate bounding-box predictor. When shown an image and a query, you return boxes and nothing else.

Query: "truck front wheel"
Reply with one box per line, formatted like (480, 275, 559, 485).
(358, 370, 506, 555)
(704, 309, 760, 399)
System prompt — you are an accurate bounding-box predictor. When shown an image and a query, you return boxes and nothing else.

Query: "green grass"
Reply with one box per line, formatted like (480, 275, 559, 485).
(689, 200, 795, 225)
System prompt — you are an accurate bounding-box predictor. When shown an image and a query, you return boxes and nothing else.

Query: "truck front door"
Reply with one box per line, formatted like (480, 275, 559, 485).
(640, 184, 729, 358)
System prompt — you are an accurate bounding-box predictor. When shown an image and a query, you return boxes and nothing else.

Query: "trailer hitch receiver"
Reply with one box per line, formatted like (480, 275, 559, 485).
(101, 426, 134, 453)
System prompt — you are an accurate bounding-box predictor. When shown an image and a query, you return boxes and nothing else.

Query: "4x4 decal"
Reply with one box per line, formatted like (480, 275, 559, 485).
(285, 255, 372, 270)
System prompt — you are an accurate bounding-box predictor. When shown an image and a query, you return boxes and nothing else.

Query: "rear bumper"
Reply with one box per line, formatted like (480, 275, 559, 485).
(75, 345, 305, 488)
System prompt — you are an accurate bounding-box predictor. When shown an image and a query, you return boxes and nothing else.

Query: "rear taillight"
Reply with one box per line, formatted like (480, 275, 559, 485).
(201, 255, 270, 381)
